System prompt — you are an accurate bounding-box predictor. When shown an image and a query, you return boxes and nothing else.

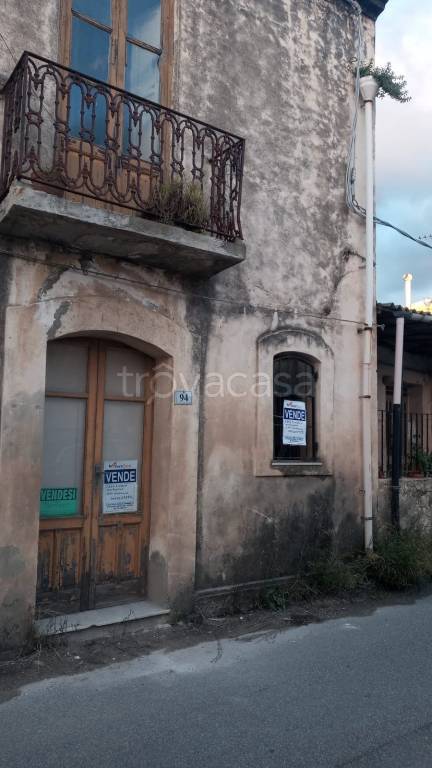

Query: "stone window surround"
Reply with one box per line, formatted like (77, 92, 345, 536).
(254, 326, 335, 478)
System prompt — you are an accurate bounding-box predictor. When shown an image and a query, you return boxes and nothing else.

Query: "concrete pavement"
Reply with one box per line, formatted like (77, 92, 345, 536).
(2, 595, 432, 767)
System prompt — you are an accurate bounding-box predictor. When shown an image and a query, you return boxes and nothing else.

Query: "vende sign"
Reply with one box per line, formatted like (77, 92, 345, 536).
(103, 460, 138, 514)
(282, 400, 307, 446)
(104, 469, 137, 485)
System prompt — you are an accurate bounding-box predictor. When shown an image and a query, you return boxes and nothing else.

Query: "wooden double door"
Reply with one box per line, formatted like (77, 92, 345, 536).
(37, 338, 153, 615)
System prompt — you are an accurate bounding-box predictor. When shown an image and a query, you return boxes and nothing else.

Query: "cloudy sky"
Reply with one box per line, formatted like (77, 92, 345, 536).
(375, 0, 432, 304)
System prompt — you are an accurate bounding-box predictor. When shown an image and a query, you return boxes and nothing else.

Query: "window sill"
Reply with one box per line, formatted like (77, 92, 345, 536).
(256, 461, 333, 478)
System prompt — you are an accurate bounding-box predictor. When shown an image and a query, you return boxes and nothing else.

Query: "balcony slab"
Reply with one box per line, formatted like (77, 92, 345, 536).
(0, 182, 246, 277)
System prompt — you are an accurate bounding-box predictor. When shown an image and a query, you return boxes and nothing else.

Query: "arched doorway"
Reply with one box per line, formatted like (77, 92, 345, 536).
(37, 338, 154, 616)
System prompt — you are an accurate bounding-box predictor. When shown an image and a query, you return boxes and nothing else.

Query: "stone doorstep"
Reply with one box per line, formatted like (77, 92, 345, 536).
(35, 600, 171, 638)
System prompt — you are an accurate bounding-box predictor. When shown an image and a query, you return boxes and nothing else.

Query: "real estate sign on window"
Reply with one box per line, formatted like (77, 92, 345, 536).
(40, 488, 78, 518)
(103, 460, 138, 514)
(282, 400, 307, 446)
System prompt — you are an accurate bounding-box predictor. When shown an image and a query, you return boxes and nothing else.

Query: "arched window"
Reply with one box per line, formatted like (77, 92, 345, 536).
(273, 354, 317, 461)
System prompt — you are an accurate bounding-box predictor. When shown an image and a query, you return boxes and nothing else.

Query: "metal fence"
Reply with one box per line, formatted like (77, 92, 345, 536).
(0, 52, 245, 241)
(378, 410, 432, 477)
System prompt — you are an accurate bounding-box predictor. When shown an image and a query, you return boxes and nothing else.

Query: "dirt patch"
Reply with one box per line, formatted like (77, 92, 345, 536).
(1, 585, 430, 703)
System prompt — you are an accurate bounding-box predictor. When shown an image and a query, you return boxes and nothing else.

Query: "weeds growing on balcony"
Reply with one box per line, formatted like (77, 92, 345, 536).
(151, 180, 209, 230)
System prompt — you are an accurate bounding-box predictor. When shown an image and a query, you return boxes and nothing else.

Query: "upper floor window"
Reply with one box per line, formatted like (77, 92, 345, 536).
(273, 354, 317, 462)
(65, 0, 164, 101)
(62, 0, 169, 151)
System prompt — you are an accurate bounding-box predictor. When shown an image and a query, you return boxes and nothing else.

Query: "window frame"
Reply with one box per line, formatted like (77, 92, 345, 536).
(273, 353, 318, 463)
(59, 0, 174, 107)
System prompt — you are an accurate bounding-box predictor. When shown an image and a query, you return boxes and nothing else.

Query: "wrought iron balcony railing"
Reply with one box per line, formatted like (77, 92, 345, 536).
(0, 52, 245, 241)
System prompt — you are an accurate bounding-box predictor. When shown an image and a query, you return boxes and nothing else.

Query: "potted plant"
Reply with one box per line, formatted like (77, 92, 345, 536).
(359, 61, 410, 103)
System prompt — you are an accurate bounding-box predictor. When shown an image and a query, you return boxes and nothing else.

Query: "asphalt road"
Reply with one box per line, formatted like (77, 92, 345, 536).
(2, 595, 432, 767)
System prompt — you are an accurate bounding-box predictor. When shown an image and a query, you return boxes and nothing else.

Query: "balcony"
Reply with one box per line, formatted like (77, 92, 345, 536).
(0, 53, 246, 277)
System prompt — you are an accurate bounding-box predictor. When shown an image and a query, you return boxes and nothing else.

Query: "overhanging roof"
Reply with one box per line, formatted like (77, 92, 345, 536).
(377, 303, 432, 359)
(357, 0, 390, 20)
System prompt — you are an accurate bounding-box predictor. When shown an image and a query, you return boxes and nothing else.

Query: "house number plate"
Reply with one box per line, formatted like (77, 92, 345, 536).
(174, 390, 193, 405)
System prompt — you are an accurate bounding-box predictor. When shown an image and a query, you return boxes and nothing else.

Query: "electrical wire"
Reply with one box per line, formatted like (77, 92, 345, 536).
(2, 249, 370, 327)
(0, 31, 16, 69)
(344, 0, 364, 216)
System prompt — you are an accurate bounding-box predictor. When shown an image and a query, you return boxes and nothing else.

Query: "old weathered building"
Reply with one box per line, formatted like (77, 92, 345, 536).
(0, 0, 388, 648)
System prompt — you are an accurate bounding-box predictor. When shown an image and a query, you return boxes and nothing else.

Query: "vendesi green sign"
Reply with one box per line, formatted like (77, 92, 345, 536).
(40, 488, 78, 518)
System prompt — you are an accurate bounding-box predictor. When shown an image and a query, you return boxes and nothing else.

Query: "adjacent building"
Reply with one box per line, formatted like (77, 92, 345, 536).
(377, 303, 432, 528)
(0, 0, 388, 648)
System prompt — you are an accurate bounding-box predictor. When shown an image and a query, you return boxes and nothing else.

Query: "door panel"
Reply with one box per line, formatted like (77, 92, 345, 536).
(102, 401, 145, 487)
(37, 527, 82, 610)
(69, 18, 111, 145)
(46, 341, 88, 393)
(56, 530, 82, 589)
(97, 525, 117, 581)
(96, 524, 141, 582)
(105, 345, 147, 397)
(71, 16, 111, 78)
(37, 531, 54, 592)
(63, 0, 116, 207)
(95, 345, 151, 598)
(59, 0, 168, 213)
(127, 0, 161, 46)
(41, 397, 87, 515)
(37, 339, 91, 608)
(120, 525, 142, 578)
(37, 339, 153, 615)
(125, 44, 160, 101)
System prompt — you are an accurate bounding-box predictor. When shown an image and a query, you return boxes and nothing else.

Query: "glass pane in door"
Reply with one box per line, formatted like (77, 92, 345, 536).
(73, 0, 111, 25)
(41, 398, 86, 517)
(124, 44, 160, 159)
(127, 0, 161, 47)
(105, 346, 148, 398)
(102, 401, 144, 514)
(70, 17, 111, 145)
(46, 342, 88, 394)
(126, 44, 160, 101)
